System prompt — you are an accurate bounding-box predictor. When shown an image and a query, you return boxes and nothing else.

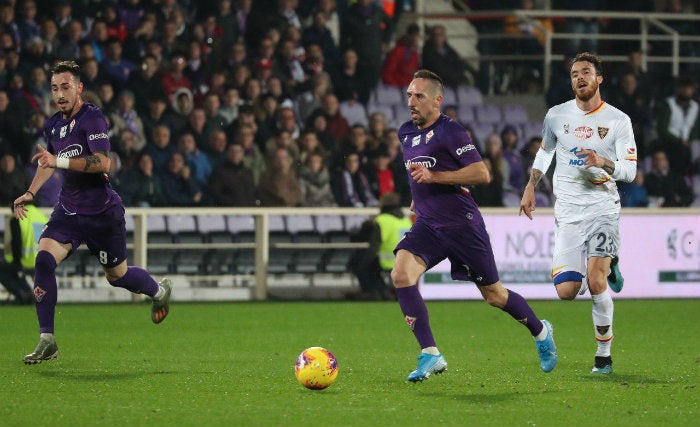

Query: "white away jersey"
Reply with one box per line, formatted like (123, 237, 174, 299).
(534, 100, 637, 222)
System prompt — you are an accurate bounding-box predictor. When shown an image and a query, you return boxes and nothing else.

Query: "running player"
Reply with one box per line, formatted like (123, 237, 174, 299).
(394, 69, 557, 382)
(13, 61, 172, 365)
(520, 52, 636, 374)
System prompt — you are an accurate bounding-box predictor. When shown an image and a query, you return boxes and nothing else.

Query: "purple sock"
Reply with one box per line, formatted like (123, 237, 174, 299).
(501, 289, 544, 336)
(108, 266, 159, 297)
(34, 251, 58, 334)
(395, 285, 436, 349)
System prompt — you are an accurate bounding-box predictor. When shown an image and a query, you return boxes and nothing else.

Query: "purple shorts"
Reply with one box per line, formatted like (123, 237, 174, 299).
(395, 220, 500, 286)
(41, 203, 127, 268)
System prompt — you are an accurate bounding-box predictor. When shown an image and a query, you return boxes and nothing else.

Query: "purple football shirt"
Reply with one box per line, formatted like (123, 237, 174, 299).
(44, 103, 121, 215)
(398, 114, 483, 228)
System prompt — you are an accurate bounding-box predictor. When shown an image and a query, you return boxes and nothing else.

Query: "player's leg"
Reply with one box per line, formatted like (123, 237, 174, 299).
(87, 204, 171, 323)
(24, 237, 70, 364)
(551, 221, 587, 300)
(586, 215, 620, 374)
(103, 261, 171, 324)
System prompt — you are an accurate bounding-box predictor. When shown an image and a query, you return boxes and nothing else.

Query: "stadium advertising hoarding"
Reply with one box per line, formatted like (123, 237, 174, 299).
(421, 212, 700, 300)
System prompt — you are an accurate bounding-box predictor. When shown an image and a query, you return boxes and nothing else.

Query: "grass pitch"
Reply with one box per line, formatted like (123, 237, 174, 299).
(0, 299, 698, 427)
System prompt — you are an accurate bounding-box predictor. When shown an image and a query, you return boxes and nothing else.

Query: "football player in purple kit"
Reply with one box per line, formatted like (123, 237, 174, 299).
(12, 61, 172, 365)
(393, 70, 557, 382)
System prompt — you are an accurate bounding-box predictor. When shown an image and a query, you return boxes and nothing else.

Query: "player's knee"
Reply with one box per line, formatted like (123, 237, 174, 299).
(390, 269, 411, 288)
(553, 271, 583, 300)
(35, 251, 57, 274)
(555, 286, 577, 300)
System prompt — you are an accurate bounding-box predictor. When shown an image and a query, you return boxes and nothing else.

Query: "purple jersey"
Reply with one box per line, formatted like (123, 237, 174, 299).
(398, 114, 483, 228)
(44, 103, 121, 215)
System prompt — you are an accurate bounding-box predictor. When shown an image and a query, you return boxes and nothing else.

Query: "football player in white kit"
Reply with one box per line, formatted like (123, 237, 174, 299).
(519, 52, 637, 374)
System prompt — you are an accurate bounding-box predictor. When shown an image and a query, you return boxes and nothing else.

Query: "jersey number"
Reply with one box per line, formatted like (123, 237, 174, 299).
(594, 233, 616, 253)
(99, 250, 109, 265)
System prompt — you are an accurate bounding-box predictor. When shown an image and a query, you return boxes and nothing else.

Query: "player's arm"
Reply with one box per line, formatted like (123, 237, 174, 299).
(33, 145, 111, 174)
(13, 160, 54, 219)
(520, 112, 556, 219)
(578, 116, 637, 183)
(409, 161, 489, 186)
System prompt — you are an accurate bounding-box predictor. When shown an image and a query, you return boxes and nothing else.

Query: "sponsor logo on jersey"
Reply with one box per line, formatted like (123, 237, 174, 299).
(568, 147, 586, 166)
(58, 144, 83, 158)
(564, 124, 569, 134)
(456, 144, 476, 156)
(597, 126, 609, 139)
(411, 135, 421, 147)
(425, 129, 434, 143)
(405, 156, 437, 169)
(573, 126, 593, 140)
(59, 125, 67, 138)
(88, 132, 109, 141)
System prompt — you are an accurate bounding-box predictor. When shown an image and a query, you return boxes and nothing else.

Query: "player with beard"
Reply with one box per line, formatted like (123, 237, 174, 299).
(519, 52, 637, 374)
(13, 61, 172, 365)
(393, 69, 557, 382)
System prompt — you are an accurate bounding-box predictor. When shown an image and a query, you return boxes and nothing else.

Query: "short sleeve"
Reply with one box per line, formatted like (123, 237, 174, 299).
(84, 111, 111, 152)
(541, 109, 557, 152)
(450, 126, 482, 167)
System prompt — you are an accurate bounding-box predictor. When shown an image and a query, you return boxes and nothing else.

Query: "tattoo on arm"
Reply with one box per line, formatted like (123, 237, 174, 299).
(83, 154, 103, 171)
(602, 159, 615, 175)
(528, 169, 543, 187)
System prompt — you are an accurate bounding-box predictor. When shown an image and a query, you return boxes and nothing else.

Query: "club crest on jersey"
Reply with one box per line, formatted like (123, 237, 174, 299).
(564, 124, 570, 134)
(405, 315, 416, 330)
(69, 119, 76, 133)
(627, 147, 636, 154)
(59, 125, 67, 138)
(33, 286, 47, 302)
(573, 126, 593, 140)
(597, 126, 609, 139)
(411, 135, 421, 147)
(425, 129, 434, 143)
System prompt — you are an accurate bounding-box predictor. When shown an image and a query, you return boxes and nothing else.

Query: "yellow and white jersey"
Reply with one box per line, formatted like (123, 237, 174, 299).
(533, 100, 637, 222)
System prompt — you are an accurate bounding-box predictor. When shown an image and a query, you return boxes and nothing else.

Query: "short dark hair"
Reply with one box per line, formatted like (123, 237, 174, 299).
(51, 60, 81, 80)
(571, 52, 603, 75)
(413, 69, 444, 95)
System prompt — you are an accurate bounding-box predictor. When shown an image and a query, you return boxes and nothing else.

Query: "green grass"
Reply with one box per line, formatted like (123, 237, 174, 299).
(1, 299, 698, 427)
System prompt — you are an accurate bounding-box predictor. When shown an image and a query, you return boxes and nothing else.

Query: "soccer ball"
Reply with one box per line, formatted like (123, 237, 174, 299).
(294, 347, 338, 390)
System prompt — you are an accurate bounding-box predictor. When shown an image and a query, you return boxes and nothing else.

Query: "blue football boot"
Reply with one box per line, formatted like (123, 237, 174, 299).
(607, 257, 624, 293)
(407, 353, 447, 382)
(535, 320, 557, 373)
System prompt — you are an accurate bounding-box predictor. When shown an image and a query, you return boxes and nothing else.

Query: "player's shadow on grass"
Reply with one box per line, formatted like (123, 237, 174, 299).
(422, 389, 558, 402)
(578, 373, 673, 384)
(38, 369, 178, 382)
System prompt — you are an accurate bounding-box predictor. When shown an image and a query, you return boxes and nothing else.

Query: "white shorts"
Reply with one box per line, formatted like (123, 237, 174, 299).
(551, 214, 620, 284)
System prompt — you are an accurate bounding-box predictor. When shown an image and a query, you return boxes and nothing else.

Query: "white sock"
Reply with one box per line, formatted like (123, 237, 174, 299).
(40, 332, 55, 342)
(534, 324, 548, 341)
(422, 346, 440, 355)
(592, 289, 614, 357)
(153, 285, 165, 300)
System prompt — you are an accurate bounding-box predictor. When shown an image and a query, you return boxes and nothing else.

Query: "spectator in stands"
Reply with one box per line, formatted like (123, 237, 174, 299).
(275, 37, 306, 96)
(340, 0, 392, 105)
(257, 147, 302, 207)
(80, 57, 106, 93)
(208, 143, 257, 207)
(84, 17, 109, 62)
(171, 87, 195, 132)
(273, 106, 301, 140)
(368, 145, 396, 199)
(556, 0, 603, 54)
(422, 24, 473, 88)
(302, 8, 339, 72)
(203, 92, 227, 135)
(142, 96, 179, 145)
(39, 17, 60, 61)
(305, 112, 335, 153)
(102, 4, 128, 43)
(298, 130, 327, 168)
(608, 71, 651, 158)
(295, 71, 333, 123)
(52, 1, 73, 31)
(0, 154, 30, 208)
(27, 66, 51, 116)
(315, 93, 350, 145)
(618, 171, 648, 208)
(160, 52, 192, 103)
(17, 1, 40, 49)
(481, 132, 509, 199)
(332, 124, 372, 174)
(102, 37, 135, 86)
(161, 151, 203, 206)
(114, 129, 141, 173)
(264, 129, 300, 168)
(205, 129, 229, 171)
(144, 124, 177, 176)
(109, 90, 146, 152)
(182, 107, 211, 151)
(299, 152, 336, 207)
(178, 132, 213, 190)
(381, 23, 420, 89)
(126, 54, 166, 116)
(235, 122, 266, 185)
(333, 48, 363, 103)
(0, 3, 19, 49)
(121, 153, 164, 207)
(367, 111, 387, 149)
(217, 0, 240, 49)
(501, 125, 524, 192)
(471, 158, 504, 207)
(184, 40, 210, 91)
(118, 0, 147, 33)
(315, 0, 340, 47)
(383, 128, 411, 206)
(654, 75, 698, 175)
(0, 89, 25, 160)
(122, 15, 158, 63)
(219, 87, 242, 126)
(644, 150, 694, 207)
(331, 151, 378, 207)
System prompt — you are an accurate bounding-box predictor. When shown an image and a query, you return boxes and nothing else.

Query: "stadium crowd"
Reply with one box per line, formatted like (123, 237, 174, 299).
(0, 0, 697, 210)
